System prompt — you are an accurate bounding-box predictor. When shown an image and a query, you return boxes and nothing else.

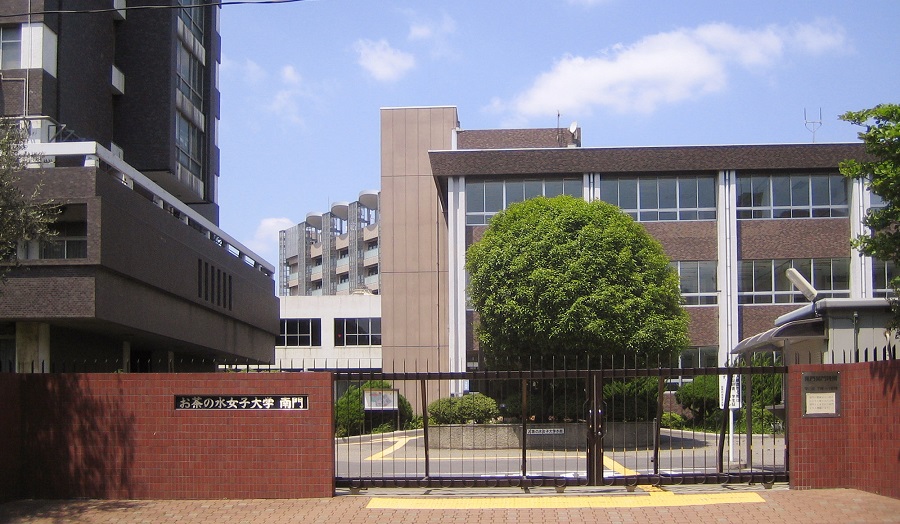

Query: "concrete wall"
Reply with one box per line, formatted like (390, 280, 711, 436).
(0, 372, 334, 500)
(788, 359, 899, 499)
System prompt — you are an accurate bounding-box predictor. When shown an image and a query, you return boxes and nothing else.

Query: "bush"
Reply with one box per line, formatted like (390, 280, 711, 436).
(334, 380, 413, 437)
(603, 378, 659, 422)
(427, 397, 457, 424)
(675, 375, 721, 425)
(660, 411, 685, 429)
(427, 393, 499, 424)
(455, 393, 500, 423)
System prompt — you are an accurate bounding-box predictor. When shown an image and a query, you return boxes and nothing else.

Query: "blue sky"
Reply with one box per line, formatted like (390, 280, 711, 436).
(216, 0, 900, 265)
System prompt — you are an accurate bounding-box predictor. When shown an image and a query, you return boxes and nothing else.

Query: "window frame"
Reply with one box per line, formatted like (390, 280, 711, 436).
(598, 174, 717, 222)
(736, 172, 848, 220)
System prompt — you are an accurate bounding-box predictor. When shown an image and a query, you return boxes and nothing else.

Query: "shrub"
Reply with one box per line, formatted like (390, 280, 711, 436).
(675, 375, 721, 424)
(660, 411, 685, 429)
(334, 380, 413, 437)
(427, 397, 457, 425)
(455, 393, 499, 423)
(427, 393, 500, 424)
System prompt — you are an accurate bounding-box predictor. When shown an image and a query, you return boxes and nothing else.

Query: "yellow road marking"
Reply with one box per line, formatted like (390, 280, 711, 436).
(365, 437, 417, 461)
(366, 491, 765, 510)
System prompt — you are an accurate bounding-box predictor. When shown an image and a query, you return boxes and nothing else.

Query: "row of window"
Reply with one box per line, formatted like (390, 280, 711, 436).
(465, 173, 852, 224)
(670, 257, 894, 305)
(466, 178, 582, 225)
(279, 318, 382, 347)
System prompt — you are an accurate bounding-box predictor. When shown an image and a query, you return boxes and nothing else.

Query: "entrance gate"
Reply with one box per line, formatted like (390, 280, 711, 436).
(334, 360, 787, 489)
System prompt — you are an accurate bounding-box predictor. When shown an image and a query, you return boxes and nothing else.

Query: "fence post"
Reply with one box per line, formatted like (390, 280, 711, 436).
(421, 378, 430, 479)
(717, 370, 733, 473)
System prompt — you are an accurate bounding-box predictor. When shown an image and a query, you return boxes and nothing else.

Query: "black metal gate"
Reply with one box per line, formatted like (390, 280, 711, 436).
(334, 359, 788, 489)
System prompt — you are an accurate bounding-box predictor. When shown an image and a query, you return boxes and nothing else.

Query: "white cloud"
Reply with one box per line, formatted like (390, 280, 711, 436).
(789, 18, 848, 55)
(497, 20, 847, 120)
(354, 39, 416, 82)
(247, 217, 295, 263)
(280, 65, 302, 86)
(407, 12, 457, 60)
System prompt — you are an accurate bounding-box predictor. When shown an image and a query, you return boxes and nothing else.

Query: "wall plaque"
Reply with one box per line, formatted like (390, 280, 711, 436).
(175, 395, 309, 410)
(801, 372, 840, 417)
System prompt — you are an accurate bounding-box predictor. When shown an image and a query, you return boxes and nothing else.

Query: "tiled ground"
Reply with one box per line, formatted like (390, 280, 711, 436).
(1, 486, 898, 524)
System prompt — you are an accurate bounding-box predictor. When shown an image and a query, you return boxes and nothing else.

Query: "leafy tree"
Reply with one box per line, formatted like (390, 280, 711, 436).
(465, 195, 689, 367)
(840, 104, 900, 327)
(0, 119, 56, 271)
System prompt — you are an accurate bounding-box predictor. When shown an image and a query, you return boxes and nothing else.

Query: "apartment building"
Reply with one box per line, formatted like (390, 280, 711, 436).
(379, 106, 874, 393)
(279, 191, 380, 297)
(0, 0, 278, 372)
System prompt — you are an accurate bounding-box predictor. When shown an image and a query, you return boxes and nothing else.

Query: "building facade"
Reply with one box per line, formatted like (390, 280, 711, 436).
(279, 191, 380, 296)
(273, 294, 381, 371)
(0, 0, 278, 372)
(379, 106, 876, 394)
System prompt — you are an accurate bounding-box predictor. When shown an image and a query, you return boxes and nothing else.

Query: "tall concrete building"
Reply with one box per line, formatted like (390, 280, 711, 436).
(379, 106, 876, 394)
(0, 0, 278, 372)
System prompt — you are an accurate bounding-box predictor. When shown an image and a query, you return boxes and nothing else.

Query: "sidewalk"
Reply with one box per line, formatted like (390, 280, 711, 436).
(1, 485, 898, 523)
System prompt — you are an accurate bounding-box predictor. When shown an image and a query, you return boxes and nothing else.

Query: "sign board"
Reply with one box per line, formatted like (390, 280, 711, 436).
(363, 389, 399, 411)
(802, 371, 841, 417)
(175, 395, 308, 410)
(526, 428, 565, 435)
(718, 374, 742, 409)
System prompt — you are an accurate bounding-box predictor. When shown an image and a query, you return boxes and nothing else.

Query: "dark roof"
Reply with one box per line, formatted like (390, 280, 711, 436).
(429, 143, 868, 177)
(458, 129, 579, 149)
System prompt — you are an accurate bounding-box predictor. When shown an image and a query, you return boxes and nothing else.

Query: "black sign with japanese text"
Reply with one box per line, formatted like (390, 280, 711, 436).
(175, 395, 309, 411)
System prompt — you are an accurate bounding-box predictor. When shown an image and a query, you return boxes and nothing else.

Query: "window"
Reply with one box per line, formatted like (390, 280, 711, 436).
(736, 173, 847, 219)
(466, 177, 582, 225)
(279, 318, 322, 347)
(334, 317, 381, 346)
(177, 44, 204, 110)
(873, 259, 895, 298)
(671, 261, 717, 305)
(0, 26, 21, 70)
(178, 0, 205, 41)
(38, 221, 87, 259)
(176, 112, 203, 179)
(599, 175, 716, 221)
(739, 258, 850, 304)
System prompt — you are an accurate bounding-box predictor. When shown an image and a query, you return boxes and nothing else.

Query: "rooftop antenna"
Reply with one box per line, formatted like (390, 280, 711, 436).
(556, 110, 562, 146)
(804, 108, 822, 143)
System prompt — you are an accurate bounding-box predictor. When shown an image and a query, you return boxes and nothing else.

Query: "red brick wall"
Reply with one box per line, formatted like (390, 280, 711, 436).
(6, 372, 334, 500)
(0, 375, 21, 501)
(788, 360, 900, 499)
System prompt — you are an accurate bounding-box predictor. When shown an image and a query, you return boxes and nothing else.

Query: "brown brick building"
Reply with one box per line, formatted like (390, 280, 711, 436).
(0, 0, 278, 371)
(379, 107, 874, 394)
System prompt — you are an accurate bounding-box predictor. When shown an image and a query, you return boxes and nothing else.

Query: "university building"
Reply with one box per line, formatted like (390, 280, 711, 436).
(0, 0, 278, 372)
(276, 192, 382, 371)
(379, 106, 875, 393)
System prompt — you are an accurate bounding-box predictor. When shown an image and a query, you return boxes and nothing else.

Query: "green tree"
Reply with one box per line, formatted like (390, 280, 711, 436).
(840, 104, 900, 326)
(466, 195, 689, 367)
(0, 119, 56, 270)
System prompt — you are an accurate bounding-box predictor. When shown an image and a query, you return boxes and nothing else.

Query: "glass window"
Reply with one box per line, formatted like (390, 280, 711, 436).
(671, 261, 718, 305)
(873, 259, 896, 297)
(178, 0, 206, 41)
(334, 317, 382, 346)
(737, 172, 848, 220)
(600, 174, 716, 222)
(176, 112, 203, 179)
(0, 26, 21, 70)
(739, 258, 850, 304)
(465, 177, 583, 225)
(278, 318, 322, 347)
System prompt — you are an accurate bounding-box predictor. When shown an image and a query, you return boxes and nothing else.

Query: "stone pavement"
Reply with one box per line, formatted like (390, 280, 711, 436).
(1, 485, 898, 523)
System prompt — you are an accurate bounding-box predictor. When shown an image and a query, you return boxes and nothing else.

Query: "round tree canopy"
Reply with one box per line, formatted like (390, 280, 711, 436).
(465, 195, 688, 368)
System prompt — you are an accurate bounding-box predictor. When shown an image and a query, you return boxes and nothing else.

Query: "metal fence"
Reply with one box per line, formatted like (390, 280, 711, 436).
(333, 355, 789, 490)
